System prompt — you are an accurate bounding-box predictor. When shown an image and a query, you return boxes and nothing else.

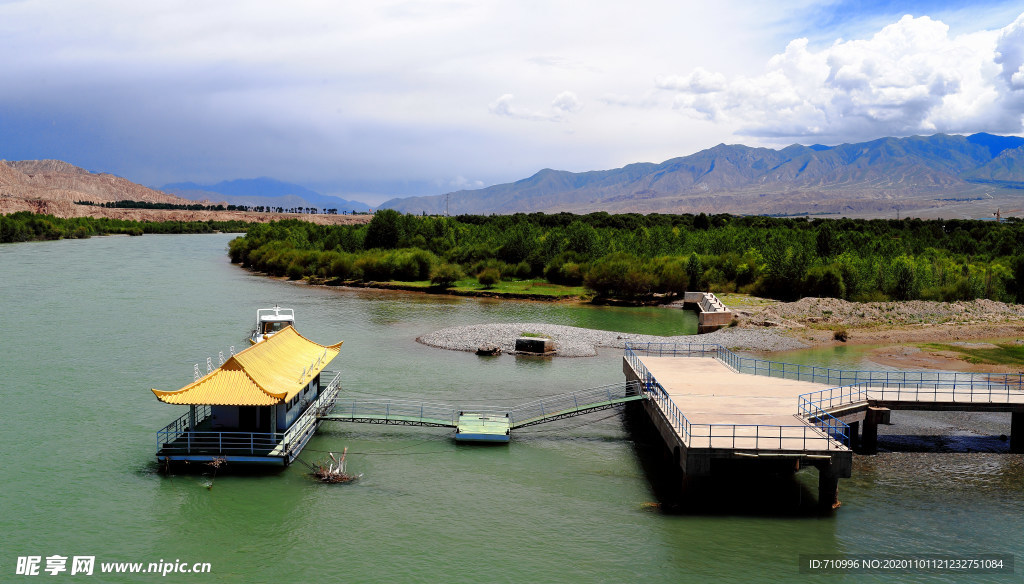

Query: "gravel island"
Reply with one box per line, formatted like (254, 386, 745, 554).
(416, 322, 809, 357)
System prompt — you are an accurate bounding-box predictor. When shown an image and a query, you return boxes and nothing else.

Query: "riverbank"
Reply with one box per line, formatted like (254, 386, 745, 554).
(415, 294, 1024, 370)
(726, 295, 1024, 371)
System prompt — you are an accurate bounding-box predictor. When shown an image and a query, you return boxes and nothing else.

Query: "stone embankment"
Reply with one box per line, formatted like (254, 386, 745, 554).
(416, 322, 808, 357)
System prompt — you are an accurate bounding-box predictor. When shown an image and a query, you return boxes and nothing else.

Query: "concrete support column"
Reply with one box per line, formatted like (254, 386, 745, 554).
(848, 421, 860, 450)
(1011, 412, 1023, 454)
(861, 407, 889, 454)
(817, 466, 840, 512)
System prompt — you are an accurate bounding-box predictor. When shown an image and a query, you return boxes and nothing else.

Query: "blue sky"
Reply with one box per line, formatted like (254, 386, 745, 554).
(1, 0, 1023, 204)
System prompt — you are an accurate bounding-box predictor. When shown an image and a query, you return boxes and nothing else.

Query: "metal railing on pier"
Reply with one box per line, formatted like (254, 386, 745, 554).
(625, 342, 1024, 391)
(799, 379, 1024, 414)
(625, 342, 850, 450)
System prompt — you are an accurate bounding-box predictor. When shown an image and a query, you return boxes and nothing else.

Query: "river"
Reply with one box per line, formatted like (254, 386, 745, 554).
(1, 233, 1020, 583)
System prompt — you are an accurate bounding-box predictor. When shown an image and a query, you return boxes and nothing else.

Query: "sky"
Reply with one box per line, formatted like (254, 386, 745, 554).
(2, 0, 1024, 205)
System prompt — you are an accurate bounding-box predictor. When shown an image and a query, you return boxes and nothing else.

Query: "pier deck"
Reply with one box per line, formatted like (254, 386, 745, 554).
(639, 356, 839, 451)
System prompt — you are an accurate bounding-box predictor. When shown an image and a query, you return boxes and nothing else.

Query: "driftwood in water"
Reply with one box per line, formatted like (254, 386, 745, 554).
(311, 448, 360, 483)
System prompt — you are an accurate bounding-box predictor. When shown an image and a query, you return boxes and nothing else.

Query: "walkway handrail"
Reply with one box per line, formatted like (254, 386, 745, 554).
(798, 379, 1024, 415)
(324, 382, 647, 428)
(326, 398, 466, 427)
(507, 381, 643, 427)
(625, 342, 1024, 391)
(626, 343, 847, 450)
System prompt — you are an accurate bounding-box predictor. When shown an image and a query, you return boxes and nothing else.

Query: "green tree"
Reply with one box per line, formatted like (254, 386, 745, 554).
(364, 209, 404, 249)
(686, 253, 704, 291)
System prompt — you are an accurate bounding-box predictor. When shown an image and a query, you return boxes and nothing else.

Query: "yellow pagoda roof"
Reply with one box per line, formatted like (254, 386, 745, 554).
(152, 326, 343, 406)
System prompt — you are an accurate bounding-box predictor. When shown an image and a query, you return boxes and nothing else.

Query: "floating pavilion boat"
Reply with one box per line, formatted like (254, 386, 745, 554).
(249, 305, 295, 344)
(152, 325, 343, 466)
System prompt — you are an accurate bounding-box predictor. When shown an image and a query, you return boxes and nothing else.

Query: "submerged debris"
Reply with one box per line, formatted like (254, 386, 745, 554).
(203, 457, 228, 490)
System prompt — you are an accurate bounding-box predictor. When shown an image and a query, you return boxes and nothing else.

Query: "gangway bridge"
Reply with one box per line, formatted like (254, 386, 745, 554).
(318, 382, 647, 442)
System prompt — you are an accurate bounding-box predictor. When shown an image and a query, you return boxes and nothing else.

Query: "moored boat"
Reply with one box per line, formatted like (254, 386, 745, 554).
(250, 305, 295, 344)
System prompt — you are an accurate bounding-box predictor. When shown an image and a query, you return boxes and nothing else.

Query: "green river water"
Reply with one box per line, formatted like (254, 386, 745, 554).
(1, 233, 1021, 583)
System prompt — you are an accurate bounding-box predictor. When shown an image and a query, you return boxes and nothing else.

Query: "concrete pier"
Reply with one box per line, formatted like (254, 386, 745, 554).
(683, 291, 733, 333)
(623, 342, 1024, 512)
(623, 353, 852, 512)
(859, 407, 890, 454)
(1013, 412, 1023, 454)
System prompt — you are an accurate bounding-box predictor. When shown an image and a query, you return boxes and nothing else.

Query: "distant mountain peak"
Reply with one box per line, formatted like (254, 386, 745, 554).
(381, 133, 1024, 219)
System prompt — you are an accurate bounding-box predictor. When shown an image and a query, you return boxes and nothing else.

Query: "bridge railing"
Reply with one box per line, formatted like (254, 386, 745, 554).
(625, 342, 1024, 391)
(799, 380, 1024, 414)
(624, 344, 849, 450)
(508, 381, 643, 426)
(326, 398, 467, 426)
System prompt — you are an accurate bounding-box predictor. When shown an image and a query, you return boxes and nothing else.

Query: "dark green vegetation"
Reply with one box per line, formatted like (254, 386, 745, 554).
(921, 342, 1024, 367)
(228, 210, 1024, 302)
(75, 199, 341, 214)
(0, 211, 250, 242)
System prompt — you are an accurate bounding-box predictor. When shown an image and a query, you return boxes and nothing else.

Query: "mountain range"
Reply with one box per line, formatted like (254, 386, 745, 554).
(381, 133, 1024, 219)
(162, 178, 374, 212)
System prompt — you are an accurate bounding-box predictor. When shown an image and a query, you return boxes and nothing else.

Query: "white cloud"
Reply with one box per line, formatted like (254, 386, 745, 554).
(656, 68, 728, 94)
(551, 91, 582, 114)
(660, 12, 1024, 142)
(489, 92, 582, 121)
(448, 175, 485, 190)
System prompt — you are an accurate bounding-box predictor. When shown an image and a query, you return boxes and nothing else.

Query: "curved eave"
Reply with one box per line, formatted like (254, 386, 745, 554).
(151, 326, 343, 407)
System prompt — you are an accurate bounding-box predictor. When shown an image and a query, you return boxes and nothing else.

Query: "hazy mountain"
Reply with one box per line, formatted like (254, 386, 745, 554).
(381, 133, 1024, 218)
(162, 177, 374, 212)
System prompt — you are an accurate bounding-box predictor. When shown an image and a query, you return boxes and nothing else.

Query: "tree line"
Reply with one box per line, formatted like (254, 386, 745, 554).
(227, 210, 1024, 303)
(74, 199, 344, 214)
(0, 212, 250, 242)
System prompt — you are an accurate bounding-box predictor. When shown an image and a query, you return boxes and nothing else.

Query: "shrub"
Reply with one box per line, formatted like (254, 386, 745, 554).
(430, 263, 463, 288)
(805, 265, 846, 299)
(478, 267, 501, 288)
(833, 329, 849, 342)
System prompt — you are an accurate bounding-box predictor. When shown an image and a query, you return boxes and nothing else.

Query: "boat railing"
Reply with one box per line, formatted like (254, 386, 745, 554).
(156, 405, 212, 439)
(279, 371, 342, 457)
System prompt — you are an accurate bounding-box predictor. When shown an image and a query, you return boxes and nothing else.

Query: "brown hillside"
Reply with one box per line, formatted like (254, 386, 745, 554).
(0, 159, 371, 226)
